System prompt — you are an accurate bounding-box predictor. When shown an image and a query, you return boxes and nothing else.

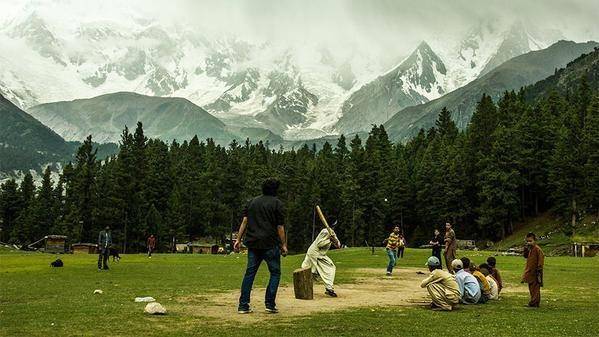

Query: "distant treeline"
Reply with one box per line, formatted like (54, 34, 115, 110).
(1, 79, 598, 252)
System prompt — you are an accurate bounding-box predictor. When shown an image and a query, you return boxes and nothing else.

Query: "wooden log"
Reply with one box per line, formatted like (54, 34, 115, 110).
(293, 267, 313, 300)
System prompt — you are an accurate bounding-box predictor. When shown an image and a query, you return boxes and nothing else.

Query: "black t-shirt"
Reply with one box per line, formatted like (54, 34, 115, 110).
(242, 195, 285, 249)
(431, 234, 442, 251)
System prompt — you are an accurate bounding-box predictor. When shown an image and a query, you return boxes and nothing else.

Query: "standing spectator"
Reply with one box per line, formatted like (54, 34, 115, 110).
(397, 233, 406, 258)
(429, 229, 443, 268)
(147, 234, 156, 258)
(444, 222, 457, 273)
(522, 232, 544, 307)
(97, 226, 112, 271)
(234, 178, 287, 314)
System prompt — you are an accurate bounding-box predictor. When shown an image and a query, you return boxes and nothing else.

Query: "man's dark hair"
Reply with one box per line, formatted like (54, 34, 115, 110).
(479, 263, 490, 271)
(429, 265, 441, 272)
(526, 232, 536, 240)
(460, 257, 471, 269)
(486, 256, 496, 267)
(262, 178, 280, 196)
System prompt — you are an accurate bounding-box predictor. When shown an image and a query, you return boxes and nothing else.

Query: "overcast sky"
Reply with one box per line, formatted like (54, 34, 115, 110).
(2, 0, 598, 60)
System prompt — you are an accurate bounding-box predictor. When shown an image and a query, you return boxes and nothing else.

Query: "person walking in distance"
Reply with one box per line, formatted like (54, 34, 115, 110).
(147, 234, 156, 258)
(234, 178, 287, 314)
(98, 226, 112, 270)
(430, 229, 443, 269)
(444, 222, 457, 273)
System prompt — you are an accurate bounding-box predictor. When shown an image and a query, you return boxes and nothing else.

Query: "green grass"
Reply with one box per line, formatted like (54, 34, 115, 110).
(1, 248, 598, 337)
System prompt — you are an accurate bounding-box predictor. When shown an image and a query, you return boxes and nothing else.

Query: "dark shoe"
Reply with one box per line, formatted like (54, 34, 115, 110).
(237, 307, 253, 314)
(103, 267, 109, 270)
(325, 289, 338, 297)
(265, 307, 279, 314)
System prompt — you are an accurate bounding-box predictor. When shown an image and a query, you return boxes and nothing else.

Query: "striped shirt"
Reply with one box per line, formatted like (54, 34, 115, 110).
(386, 233, 400, 250)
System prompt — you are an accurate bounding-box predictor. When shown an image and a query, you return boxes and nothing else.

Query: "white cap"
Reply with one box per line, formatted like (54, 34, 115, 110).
(451, 259, 463, 270)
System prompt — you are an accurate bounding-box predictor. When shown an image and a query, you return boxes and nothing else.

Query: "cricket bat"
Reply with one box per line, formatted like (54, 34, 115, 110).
(315, 205, 340, 248)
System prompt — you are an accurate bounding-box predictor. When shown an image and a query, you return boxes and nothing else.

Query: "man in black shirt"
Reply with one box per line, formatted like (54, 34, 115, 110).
(234, 178, 287, 314)
(429, 228, 443, 269)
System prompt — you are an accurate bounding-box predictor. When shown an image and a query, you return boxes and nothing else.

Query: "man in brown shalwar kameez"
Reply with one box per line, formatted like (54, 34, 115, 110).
(522, 232, 544, 307)
(444, 222, 457, 273)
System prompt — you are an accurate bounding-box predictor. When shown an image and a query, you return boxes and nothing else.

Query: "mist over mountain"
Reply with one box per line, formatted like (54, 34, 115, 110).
(0, 0, 597, 145)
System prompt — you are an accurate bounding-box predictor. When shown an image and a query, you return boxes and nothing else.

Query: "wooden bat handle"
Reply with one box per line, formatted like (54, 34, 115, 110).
(316, 205, 340, 247)
(315, 205, 331, 231)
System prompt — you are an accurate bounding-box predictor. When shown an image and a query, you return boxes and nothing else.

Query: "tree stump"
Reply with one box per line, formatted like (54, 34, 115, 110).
(293, 267, 313, 300)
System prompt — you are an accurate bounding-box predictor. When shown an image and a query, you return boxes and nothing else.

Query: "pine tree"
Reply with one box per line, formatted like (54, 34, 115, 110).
(71, 136, 98, 242)
(436, 107, 458, 141)
(11, 172, 35, 243)
(33, 167, 57, 237)
(549, 109, 585, 232)
(0, 180, 20, 243)
(583, 96, 599, 218)
(477, 125, 521, 240)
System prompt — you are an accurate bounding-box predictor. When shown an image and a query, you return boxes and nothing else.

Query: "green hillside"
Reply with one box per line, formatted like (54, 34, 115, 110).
(494, 213, 599, 255)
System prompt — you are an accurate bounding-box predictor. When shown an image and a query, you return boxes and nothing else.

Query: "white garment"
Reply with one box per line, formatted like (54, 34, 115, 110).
(486, 275, 499, 300)
(301, 228, 337, 290)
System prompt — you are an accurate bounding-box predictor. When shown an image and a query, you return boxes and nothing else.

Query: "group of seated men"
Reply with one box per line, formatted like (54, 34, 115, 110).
(420, 255, 503, 310)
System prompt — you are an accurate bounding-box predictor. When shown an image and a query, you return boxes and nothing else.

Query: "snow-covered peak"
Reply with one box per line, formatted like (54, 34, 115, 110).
(0, 4, 567, 141)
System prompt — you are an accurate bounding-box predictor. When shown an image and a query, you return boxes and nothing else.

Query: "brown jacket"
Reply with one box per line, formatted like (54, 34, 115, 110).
(444, 229, 457, 253)
(522, 244, 544, 284)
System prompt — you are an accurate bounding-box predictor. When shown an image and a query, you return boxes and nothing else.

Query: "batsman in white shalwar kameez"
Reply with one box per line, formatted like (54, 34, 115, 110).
(302, 228, 340, 292)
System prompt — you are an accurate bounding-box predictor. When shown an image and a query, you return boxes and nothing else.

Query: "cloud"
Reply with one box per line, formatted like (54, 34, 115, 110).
(2, 0, 598, 61)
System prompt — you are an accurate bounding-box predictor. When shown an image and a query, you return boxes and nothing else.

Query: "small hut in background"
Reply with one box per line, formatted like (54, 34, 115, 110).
(572, 242, 599, 257)
(190, 243, 220, 254)
(27, 235, 67, 253)
(71, 243, 98, 254)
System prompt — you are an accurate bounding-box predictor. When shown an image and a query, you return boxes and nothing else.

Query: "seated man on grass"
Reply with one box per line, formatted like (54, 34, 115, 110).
(479, 264, 499, 300)
(420, 256, 460, 311)
(452, 259, 481, 304)
(486, 257, 503, 293)
(463, 258, 490, 303)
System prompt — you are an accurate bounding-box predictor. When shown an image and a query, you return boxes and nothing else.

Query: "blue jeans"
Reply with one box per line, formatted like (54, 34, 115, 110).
(238, 247, 281, 310)
(386, 248, 397, 273)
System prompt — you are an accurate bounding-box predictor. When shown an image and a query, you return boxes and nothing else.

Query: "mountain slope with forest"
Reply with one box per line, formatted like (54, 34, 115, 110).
(28, 92, 234, 144)
(384, 40, 599, 141)
(0, 93, 73, 173)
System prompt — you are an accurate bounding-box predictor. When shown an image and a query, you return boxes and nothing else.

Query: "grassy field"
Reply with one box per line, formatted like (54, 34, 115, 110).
(1, 247, 598, 337)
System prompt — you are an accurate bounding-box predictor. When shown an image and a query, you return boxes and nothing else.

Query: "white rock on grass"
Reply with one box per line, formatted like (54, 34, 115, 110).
(135, 297, 156, 302)
(93, 289, 103, 294)
(144, 302, 166, 315)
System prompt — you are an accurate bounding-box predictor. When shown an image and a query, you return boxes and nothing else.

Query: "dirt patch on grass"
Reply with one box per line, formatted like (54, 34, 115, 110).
(174, 267, 432, 323)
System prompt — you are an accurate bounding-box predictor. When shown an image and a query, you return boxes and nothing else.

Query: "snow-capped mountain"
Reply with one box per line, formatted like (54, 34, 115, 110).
(333, 20, 564, 135)
(334, 42, 447, 135)
(432, 20, 564, 90)
(0, 3, 566, 142)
